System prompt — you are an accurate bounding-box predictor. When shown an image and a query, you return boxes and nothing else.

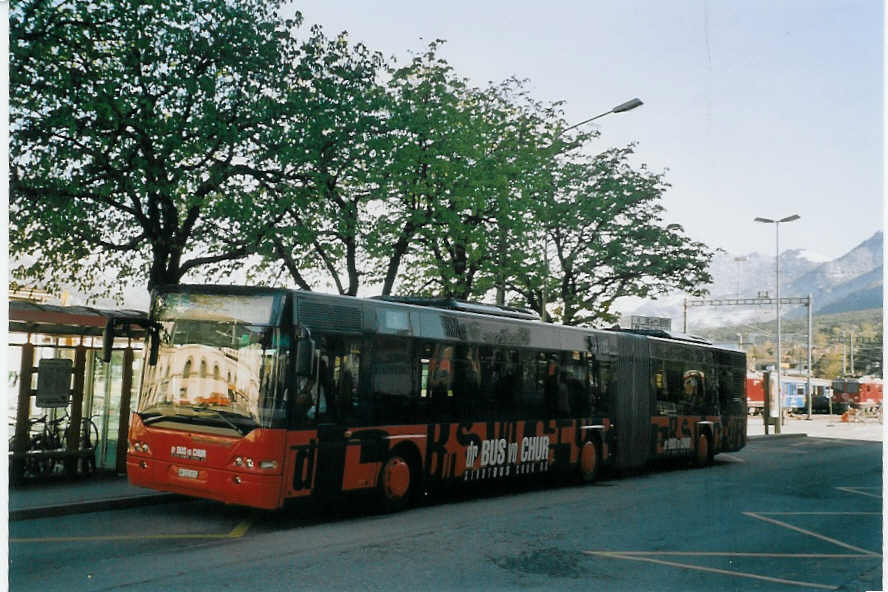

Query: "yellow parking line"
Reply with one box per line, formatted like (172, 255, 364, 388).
(10, 520, 252, 544)
(584, 551, 839, 590)
(228, 520, 252, 537)
(744, 512, 880, 556)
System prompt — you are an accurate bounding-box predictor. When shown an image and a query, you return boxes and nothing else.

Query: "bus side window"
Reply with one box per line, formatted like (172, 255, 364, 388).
(537, 352, 555, 418)
(415, 341, 434, 423)
(451, 344, 480, 420)
(370, 336, 414, 425)
(653, 360, 675, 415)
(478, 346, 497, 420)
(429, 344, 454, 421)
(496, 349, 519, 419)
(665, 360, 685, 412)
(518, 350, 544, 420)
(331, 337, 361, 424)
(586, 355, 599, 415)
(596, 356, 615, 414)
(562, 352, 585, 418)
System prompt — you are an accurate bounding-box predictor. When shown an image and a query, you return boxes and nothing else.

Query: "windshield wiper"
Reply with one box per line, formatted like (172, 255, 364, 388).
(139, 407, 256, 435)
(142, 412, 195, 426)
(187, 405, 254, 435)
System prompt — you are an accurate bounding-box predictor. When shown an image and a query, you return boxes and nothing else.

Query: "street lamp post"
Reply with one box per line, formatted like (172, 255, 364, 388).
(557, 98, 644, 136)
(536, 98, 644, 319)
(754, 214, 800, 434)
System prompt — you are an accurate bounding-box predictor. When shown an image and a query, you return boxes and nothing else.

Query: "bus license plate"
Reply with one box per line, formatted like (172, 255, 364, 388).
(177, 467, 199, 479)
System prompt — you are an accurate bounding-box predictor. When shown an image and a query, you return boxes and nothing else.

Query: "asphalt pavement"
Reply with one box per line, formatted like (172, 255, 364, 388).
(8, 414, 883, 521)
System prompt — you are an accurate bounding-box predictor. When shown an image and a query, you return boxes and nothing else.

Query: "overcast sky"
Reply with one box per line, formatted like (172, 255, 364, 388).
(285, 0, 883, 261)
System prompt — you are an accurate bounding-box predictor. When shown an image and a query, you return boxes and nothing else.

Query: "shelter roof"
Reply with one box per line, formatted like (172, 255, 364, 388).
(9, 301, 148, 337)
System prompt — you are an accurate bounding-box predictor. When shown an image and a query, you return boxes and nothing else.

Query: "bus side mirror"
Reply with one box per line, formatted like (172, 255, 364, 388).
(101, 319, 115, 363)
(295, 329, 316, 378)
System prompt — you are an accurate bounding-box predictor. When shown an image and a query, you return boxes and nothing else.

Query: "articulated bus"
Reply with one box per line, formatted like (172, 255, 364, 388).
(106, 285, 747, 511)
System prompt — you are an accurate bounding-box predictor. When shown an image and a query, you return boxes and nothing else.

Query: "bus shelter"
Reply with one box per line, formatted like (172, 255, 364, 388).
(8, 301, 147, 484)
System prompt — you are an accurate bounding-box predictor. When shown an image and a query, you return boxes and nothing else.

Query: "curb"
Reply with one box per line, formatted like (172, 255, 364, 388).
(9, 492, 183, 521)
(747, 433, 808, 441)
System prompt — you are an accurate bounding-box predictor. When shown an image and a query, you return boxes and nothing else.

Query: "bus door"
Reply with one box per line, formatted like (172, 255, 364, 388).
(309, 348, 341, 496)
(614, 334, 652, 470)
(314, 423, 348, 497)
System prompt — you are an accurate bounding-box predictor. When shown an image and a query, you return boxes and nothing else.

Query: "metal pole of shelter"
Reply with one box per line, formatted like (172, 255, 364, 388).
(65, 344, 86, 475)
(13, 342, 35, 484)
(116, 346, 135, 474)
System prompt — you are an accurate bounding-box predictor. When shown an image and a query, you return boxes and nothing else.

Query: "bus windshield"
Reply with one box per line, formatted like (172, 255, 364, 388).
(138, 292, 288, 434)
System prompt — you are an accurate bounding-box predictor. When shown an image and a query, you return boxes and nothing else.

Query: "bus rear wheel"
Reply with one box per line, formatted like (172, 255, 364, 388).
(579, 440, 599, 483)
(693, 433, 712, 468)
(378, 454, 412, 513)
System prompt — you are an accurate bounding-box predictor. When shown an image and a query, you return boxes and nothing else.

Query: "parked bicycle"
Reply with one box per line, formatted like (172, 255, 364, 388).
(77, 414, 100, 475)
(8, 413, 67, 478)
(8, 412, 101, 479)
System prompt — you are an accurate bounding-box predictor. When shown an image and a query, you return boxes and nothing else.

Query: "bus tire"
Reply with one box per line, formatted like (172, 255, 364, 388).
(579, 440, 600, 483)
(693, 432, 712, 468)
(378, 452, 413, 513)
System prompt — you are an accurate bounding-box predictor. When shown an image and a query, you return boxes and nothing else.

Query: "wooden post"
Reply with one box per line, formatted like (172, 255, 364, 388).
(66, 344, 86, 475)
(115, 347, 135, 474)
(12, 342, 35, 484)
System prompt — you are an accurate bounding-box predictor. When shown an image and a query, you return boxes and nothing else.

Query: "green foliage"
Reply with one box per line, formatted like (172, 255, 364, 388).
(10, 0, 303, 298)
(509, 145, 714, 326)
(249, 26, 388, 295)
(12, 4, 719, 326)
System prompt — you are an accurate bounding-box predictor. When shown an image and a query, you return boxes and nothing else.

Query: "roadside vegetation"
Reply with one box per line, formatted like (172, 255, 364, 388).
(696, 308, 882, 378)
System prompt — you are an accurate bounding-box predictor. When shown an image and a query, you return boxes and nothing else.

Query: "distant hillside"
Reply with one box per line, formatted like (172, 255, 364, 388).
(786, 231, 882, 315)
(697, 308, 883, 343)
(818, 284, 883, 315)
(618, 231, 883, 329)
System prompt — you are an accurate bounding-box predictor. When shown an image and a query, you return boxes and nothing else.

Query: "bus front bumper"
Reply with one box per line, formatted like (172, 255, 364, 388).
(127, 457, 284, 510)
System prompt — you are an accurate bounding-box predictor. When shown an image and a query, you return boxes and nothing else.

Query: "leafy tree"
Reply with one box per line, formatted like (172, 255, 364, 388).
(10, 0, 303, 298)
(389, 73, 560, 300)
(364, 42, 479, 297)
(252, 27, 387, 295)
(516, 146, 715, 326)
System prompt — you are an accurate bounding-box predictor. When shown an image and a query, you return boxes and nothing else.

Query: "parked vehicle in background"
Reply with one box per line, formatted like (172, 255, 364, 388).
(832, 377, 882, 416)
(746, 373, 765, 415)
(747, 373, 839, 415)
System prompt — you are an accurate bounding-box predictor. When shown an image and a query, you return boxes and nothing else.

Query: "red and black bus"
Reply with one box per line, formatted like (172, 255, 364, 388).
(107, 285, 747, 511)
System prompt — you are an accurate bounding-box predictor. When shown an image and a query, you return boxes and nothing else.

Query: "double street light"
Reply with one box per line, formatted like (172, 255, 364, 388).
(536, 97, 644, 319)
(754, 214, 801, 433)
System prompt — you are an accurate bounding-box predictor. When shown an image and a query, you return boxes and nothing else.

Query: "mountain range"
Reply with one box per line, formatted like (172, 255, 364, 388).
(619, 231, 883, 330)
